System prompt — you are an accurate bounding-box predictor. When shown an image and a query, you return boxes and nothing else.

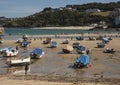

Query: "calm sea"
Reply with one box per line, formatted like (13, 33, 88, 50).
(4, 27, 119, 36)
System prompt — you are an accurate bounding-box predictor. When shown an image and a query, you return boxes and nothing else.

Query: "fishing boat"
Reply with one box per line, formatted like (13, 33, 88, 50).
(50, 41, 57, 48)
(0, 47, 18, 57)
(21, 41, 31, 47)
(6, 57, 30, 66)
(72, 42, 80, 48)
(30, 48, 44, 59)
(62, 39, 69, 44)
(77, 45, 87, 54)
(63, 45, 73, 53)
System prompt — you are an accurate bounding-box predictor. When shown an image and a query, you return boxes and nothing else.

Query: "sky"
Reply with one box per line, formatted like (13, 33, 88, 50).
(0, 0, 119, 18)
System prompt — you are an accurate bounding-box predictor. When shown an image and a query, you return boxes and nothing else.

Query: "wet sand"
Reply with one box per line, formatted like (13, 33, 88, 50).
(0, 35, 120, 85)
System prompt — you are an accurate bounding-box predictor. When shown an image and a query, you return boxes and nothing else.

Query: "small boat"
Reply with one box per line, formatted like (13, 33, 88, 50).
(88, 36, 96, 40)
(77, 45, 86, 54)
(6, 57, 30, 66)
(43, 37, 52, 44)
(63, 45, 73, 53)
(0, 34, 4, 44)
(50, 41, 57, 48)
(103, 48, 115, 53)
(73, 54, 91, 68)
(97, 42, 105, 48)
(0, 47, 18, 57)
(72, 42, 80, 48)
(22, 35, 28, 41)
(30, 48, 44, 59)
(76, 36, 84, 40)
(63, 39, 69, 44)
(15, 38, 23, 43)
(0, 47, 11, 54)
(21, 41, 30, 47)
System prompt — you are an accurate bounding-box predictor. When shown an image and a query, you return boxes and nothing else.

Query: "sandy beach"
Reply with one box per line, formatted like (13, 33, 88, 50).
(32, 26, 94, 30)
(0, 34, 120, 85)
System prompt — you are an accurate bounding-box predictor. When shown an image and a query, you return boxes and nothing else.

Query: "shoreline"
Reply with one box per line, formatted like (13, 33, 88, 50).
(31, 26, 94, 30)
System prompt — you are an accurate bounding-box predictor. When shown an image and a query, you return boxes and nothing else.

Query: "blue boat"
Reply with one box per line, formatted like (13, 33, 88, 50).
(76, 36, 84, 40)
(21, 41, 30, 47)
(50, 41, 57, 48)
(74, 54, 90, 68)
(102, 37, 110, 43)
(0, 47, 13, 54)
(77, 45, 86, 54)
(30, 48, 44, 59)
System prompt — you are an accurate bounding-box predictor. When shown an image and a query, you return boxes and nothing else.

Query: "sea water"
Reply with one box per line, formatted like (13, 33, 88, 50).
(4, 27, 119, 35)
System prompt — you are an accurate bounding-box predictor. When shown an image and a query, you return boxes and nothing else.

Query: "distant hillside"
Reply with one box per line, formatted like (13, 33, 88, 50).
(1, 1, 120, 28)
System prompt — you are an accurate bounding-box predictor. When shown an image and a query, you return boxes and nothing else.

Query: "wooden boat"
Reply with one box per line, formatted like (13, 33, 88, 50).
(63, 45, 73, 53)
(6, 57, 30, 66)
(43, 37, 52, 44)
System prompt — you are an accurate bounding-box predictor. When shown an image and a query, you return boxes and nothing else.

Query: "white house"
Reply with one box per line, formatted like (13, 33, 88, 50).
(85, 8, 101, 13)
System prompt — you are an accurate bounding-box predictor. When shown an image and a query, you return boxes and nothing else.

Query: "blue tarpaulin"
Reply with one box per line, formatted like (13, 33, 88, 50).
(51, 41, 57, 47)
(31, 48, 43, 55)
(102, 37, 109, 42)
(77, 45, 86, 51)
(75, 54, 90, 65)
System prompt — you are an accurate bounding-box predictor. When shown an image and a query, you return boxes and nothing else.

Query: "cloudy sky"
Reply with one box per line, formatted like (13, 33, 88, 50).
(0, 0, 119, 18)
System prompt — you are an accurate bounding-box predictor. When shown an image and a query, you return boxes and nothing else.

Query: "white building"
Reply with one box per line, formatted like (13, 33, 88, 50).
(85, 8, 101, 13)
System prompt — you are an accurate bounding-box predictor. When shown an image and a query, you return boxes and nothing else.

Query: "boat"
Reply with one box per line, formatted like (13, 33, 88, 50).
(50, 41, 57, 48)
(77, 45, 87, 54)
(62, 45, 73, 53)
(21, 41, 31, 47)
(102, 37, 110, 43)
(62, 39, 69, 44)
(97, 42, 105, 48)
(6, 57, 30, 66)
(0, 34, 4, 44)
(76, 36, 84, 40)
(0, 47, 18, 57)
(88, 36, 96, 40)
(30, 48, 44, 59)
(73, 54, 91, 68)
(103, 48, 115, 53)
(0, 27, 4, 34)
(72, 42, 80, 48)
(43, 37, 52, 44)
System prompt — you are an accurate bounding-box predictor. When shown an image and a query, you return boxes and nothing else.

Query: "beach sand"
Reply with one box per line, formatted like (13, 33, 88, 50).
(0, 34, 120, 85)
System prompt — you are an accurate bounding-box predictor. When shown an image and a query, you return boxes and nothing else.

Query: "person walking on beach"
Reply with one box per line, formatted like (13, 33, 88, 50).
(25, 63, 29, 76)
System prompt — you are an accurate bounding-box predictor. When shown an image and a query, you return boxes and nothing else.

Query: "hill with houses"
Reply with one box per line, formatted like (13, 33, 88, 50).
(0, 1, 120, 29)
